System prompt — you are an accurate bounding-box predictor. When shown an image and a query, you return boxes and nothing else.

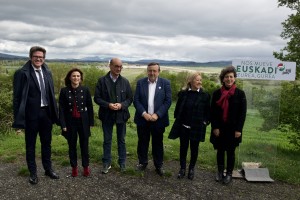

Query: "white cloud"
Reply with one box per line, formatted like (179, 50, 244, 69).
(0, 0, 293, 62)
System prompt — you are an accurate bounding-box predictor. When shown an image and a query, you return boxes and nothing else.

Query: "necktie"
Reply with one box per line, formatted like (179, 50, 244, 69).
(36, 69, 48, 105)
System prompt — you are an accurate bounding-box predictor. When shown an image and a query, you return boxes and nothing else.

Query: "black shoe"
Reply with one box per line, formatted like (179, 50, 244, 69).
(155, 167, 165, 176)
(177, 168, 185, 179)
(223, 173, 232, 184)
(188, 168, 194, 180)
(45, 170, 60, 179)
(120, 164, 126, 173)
(136, 164, 147, 171)
(215, 171, 224, 182)
(29, 173, 38, 185)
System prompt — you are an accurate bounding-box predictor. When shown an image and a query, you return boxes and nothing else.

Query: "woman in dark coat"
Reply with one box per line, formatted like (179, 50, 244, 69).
(59, 68, 94, 177)
(169, 72, 210, 180)
(210, 66, 247, 184)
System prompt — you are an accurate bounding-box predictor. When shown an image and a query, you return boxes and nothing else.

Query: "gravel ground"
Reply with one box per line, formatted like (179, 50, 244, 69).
(0, 161, 299, 200)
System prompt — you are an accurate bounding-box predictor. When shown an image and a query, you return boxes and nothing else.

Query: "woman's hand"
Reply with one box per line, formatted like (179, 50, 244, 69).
(235, 131, 241, 138)
(213, 129, 220, 137)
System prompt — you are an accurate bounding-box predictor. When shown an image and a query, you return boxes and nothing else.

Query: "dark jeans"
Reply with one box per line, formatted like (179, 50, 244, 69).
(25, 108, 52, 175)
(102, 121, 126, 166)
(179, 125, 200, 169)
(216, 146, 236, 174)
(68, 118, 89, 168)
(137, 122, 165, 169)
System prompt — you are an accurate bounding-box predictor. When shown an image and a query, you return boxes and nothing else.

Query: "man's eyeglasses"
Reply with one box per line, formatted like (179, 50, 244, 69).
(113, 65, 123, 69)
(32, 56, 45, 59)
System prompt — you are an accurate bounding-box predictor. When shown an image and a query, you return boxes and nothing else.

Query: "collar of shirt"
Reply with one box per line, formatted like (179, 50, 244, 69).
(110, 72, 119, 82)
(31, 64, 42, 71)
(147, 78, 157, 84)
(188, 88, 200, 92)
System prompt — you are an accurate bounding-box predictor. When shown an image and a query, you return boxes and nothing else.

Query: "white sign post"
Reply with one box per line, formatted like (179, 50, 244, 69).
(232, 59, 296, 81)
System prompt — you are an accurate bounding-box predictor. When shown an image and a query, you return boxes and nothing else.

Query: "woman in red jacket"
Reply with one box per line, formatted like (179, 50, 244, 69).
(59, 68, 94, 177)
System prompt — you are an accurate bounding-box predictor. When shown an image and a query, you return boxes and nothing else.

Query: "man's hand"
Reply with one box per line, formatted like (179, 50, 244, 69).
(143, 113, 152, 121)
(109, 103, 121, 110)
(150, 113, 158, 121)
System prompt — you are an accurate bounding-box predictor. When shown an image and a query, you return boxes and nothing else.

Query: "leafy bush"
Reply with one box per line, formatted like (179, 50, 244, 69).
(0, 73, 13, 133)
(278, 82, 300, 149)
(48, 63, 72, 93)
(252, 82, 300, 149)
(81, 66, 106, 96)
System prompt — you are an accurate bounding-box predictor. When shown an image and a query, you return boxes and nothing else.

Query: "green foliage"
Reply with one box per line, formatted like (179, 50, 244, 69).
(251, 81, 300, 149)
(18, 166, 30, 176)
(48, 63, 106, 95)
(202, 73, 219, 96)
(81, 66, 106, 96)
(0, 73, 13, 133)
(273, 0, 300, 148)
(130, 72, 146, 95)
(48, 63, 70, 93)
(252, 87, 280, 131)
(160, 70, 186, 101)
(274, 1, 300, 79)
(278, 82, 300, 149)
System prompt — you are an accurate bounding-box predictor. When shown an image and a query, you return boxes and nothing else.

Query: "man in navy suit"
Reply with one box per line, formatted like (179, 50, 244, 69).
(133, 62, 172, 176)
(13, 46, 60, 184)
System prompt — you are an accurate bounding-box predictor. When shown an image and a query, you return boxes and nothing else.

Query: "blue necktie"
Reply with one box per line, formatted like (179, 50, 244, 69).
(36, 69, 48, 105)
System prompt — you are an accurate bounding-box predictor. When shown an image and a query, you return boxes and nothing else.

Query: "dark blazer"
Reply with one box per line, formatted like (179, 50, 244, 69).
(210, 87, 247, 148)
(94, 72, 133, 123)
(12, 60, 59, 129)
(168, 89, 210, 141)
(133, 77, 172, 128)
(59, 86, 94, 137)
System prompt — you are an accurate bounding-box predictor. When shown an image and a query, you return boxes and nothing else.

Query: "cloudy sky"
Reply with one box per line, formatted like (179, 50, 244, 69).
(0, 0, 293, 62)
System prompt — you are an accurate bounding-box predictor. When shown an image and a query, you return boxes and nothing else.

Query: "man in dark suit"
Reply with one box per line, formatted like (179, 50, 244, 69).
(133, 62, 172, 176)
(94, 58, 133, 174)
(13, 46, 60, 184)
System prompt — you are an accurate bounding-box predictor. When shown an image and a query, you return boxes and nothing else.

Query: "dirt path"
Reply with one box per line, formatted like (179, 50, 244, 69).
(0, 161, 299, 200)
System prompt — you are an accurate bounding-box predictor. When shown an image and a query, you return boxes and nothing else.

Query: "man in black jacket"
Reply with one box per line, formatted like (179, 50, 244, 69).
(94, 58, 133, 173)
(12, 46, 60, 184)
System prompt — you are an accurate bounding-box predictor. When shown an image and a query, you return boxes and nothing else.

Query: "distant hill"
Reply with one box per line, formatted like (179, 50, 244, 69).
(0, 53, 231, 67)
(0, 53, 27, 60)
(79, 57, 231, 67)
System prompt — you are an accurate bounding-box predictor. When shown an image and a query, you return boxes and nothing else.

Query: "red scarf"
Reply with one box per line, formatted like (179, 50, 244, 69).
(216, 84, 236, 122)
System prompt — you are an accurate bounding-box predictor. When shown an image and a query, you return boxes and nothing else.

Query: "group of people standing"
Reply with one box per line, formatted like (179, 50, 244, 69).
(12, 46, 247, 186)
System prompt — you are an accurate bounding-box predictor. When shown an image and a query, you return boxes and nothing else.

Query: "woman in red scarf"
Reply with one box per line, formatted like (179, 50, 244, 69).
(210, 66, 247, 184)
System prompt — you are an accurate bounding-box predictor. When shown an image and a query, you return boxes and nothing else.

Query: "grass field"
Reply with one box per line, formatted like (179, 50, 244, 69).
(0, 104, 299, 184)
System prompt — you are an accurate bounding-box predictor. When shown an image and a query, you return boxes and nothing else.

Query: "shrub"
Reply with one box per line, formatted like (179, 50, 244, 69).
(0, 73, 13, 133)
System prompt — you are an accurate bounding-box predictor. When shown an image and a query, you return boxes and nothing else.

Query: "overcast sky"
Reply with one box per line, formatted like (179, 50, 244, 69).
(0, 0, 293, 62)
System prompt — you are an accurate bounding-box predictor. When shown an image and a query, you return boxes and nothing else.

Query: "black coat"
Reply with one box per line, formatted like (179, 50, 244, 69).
(168, 89, 210, 142)
(59, 86, 94, 137)
(94, 72, 133, 123)
(210, 87, 247, 149)
(12, 60, 59, 129)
